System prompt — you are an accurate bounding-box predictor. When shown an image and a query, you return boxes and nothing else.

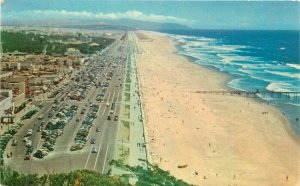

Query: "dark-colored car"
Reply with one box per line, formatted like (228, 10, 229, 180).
(107, 115, 111, 120)
(90, 138, 96, 144)
(114, 116, 118, 121)
(11, 139, 18, 146)
(24, 154, 31, 160)
(26, 146, 33, 154)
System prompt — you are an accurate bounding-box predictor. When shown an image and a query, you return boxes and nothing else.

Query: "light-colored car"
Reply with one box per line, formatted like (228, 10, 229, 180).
(11, 139, 18, 146)
(96, 127, 101, 132)
(91, 146, 97, 153)
(23, 137, 29, 142)
(26, 140, 32, 147)
(27, 129, 33, 136)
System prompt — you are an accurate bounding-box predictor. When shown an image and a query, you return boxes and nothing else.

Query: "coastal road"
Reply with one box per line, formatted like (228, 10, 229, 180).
(4, 33, 129, 175)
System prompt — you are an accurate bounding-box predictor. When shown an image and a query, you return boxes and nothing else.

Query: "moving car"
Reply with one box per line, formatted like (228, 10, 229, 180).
(91, 146, 97, 153)
(114, 116, 118, 121)
(96, 127, 101, 132)
(107, 115, 111, 120)
(90, 138, 96, 144)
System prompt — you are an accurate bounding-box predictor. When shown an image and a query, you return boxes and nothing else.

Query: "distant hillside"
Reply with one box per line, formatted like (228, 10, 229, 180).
(3, 18, 191, 31)
(106, 19, 191, 31)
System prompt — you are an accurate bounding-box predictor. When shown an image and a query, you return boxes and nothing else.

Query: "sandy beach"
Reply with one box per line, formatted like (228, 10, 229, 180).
(135, 31, 300, 186)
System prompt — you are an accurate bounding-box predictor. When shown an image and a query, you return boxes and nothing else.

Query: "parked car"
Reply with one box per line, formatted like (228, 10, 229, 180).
(26, 140, 32, 147)
(23, 137, 29, 142)
(70, 144, 84, 151)
(26, 129, 33, 136)
(11, 139, 18, 146)
(24, 154, 31, 160)
(34, 150, 46, 159)
(26, 146, 33, 154)
(96, 127, 101, 132)
(107, 115, 111, 120)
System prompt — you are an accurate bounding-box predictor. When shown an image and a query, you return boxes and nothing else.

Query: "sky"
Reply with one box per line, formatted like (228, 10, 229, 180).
(1, 0, 300, 30)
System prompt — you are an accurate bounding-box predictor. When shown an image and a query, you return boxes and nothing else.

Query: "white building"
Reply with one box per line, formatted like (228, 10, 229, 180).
(0, 89, 13, 123)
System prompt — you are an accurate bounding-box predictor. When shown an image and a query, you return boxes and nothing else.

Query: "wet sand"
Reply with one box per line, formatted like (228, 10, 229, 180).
(135, 31, 300, 186)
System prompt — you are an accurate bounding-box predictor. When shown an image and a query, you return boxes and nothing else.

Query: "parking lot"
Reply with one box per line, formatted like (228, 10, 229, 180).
(3, 35, 129, 175)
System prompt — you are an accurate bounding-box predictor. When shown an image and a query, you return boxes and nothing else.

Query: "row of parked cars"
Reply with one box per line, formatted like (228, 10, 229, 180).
(47, 89, 60, 98)
(21, 107, 39, 120)
(69, 59, 104, 101)
(0, 122, 24, 164)
(70, 104, 99, 151)
(33, 104, 78, 158)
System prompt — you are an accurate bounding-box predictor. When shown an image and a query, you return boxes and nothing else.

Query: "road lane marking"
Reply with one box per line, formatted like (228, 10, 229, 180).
(102, 91, 111, 115)
(110, 91, 116, 104)
(102, 104, 108, 115)
(101, 145, 109, 174)
(106, 92, 111, 105)
(114, 91, 120, 114)
(84, 148, 92, 169)
(93, 144, 102, 171)
(115, 91, 120, 103)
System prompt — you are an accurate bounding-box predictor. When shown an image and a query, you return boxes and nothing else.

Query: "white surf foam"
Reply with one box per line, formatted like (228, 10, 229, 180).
(287, 63, 300, 70)
(265, 70, 300, 79)
(266, 82, 293, 92)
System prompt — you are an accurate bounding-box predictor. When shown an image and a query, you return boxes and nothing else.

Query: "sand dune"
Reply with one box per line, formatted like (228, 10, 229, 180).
(136, 31, 300, 186)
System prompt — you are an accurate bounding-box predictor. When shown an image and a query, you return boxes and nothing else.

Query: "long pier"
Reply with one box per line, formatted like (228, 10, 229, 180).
(194, 90, 300, 99)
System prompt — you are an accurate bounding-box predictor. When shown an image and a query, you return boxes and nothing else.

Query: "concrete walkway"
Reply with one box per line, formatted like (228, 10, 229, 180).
(112, 33, 149, 179)
(128, 52, 148, 169)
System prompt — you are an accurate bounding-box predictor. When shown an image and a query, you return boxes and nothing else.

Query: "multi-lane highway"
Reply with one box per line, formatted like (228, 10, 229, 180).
(4, 32, 129, 175)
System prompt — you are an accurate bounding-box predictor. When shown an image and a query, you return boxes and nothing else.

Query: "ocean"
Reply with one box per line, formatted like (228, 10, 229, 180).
(161, 30, 300, 137)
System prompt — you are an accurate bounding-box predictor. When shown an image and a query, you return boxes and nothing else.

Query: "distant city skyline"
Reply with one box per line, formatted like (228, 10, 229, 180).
(1, 0, 300, 30)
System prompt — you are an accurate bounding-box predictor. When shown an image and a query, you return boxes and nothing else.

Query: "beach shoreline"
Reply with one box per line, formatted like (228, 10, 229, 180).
(171, 39, 300, 144)
(135, 31, 300, 185)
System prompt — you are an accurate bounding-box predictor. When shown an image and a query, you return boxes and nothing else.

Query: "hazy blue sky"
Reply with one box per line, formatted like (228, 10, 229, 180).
(1, 0, 299, 30)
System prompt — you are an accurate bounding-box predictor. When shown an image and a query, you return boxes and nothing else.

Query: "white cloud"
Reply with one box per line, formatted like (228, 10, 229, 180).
(30, 10, 189, 24)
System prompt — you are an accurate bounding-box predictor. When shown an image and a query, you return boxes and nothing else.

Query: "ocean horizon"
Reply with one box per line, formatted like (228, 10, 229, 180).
(161, 29, 300, 137)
